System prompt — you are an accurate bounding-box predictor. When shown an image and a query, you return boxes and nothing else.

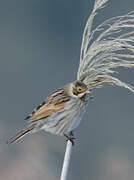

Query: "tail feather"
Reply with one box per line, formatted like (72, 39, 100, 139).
(7, 126, 34, 144)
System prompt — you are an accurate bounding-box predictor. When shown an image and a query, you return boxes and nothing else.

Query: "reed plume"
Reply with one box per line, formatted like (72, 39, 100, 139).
(77, 0, 134, 93)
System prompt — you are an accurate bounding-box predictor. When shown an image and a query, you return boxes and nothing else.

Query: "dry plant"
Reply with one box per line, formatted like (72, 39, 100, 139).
(61, 0, 134, 179)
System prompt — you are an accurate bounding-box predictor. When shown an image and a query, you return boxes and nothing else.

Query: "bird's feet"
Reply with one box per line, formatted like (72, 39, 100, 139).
(64, 131, 75, 146)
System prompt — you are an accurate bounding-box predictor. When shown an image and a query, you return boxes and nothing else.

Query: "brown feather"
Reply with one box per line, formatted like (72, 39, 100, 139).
(26, 88, 70, 122)
(7, 125, 34, 144)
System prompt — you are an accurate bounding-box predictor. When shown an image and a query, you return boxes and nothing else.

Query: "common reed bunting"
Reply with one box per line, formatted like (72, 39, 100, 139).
(7, 81, 90, 144)
(7, 0, 134, 144)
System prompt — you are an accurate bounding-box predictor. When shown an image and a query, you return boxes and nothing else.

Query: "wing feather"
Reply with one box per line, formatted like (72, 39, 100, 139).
(25, 88, 70, 122)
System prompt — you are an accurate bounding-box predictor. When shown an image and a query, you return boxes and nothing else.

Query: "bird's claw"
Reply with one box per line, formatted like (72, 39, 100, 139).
(64, 133, 75, 146)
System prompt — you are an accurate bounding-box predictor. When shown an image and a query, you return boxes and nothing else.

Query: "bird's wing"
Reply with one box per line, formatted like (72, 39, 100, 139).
(77, 0, 134, 93)
(25, 88, 70, 122)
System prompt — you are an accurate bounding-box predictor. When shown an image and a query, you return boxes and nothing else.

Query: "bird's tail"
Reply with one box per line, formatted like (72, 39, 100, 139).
(7, 125, 34, 144)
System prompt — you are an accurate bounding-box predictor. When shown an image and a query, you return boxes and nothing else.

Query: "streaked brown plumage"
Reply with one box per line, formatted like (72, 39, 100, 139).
(7, 81, 89, 144)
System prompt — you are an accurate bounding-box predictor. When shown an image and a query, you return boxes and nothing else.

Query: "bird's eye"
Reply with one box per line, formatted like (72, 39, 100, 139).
(78, 87, 82, 91)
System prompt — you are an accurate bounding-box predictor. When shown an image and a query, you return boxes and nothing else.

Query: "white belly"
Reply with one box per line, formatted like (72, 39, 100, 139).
(41, 98, 87, 135)
(68, 103, 87, 132)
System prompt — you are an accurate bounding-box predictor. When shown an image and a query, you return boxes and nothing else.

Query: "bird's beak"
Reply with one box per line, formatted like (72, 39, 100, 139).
(78, 92, 86, 98)
(86, 90, 90, 94)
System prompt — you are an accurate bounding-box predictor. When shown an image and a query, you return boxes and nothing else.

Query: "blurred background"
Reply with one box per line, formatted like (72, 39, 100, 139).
(1, 0, 134, 179)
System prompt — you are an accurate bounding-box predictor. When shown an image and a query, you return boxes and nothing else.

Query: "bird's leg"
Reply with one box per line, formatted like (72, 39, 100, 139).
(69, 131, 74, 137)
(64, 131, 75, 146)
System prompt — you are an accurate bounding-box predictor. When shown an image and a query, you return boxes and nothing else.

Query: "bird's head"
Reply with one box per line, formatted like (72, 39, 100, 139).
(69, 81, 90, 98)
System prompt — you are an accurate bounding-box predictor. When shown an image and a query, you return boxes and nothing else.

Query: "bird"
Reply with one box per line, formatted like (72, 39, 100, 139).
(7, 0, 134, 144)
(7, 81, 90, 144)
